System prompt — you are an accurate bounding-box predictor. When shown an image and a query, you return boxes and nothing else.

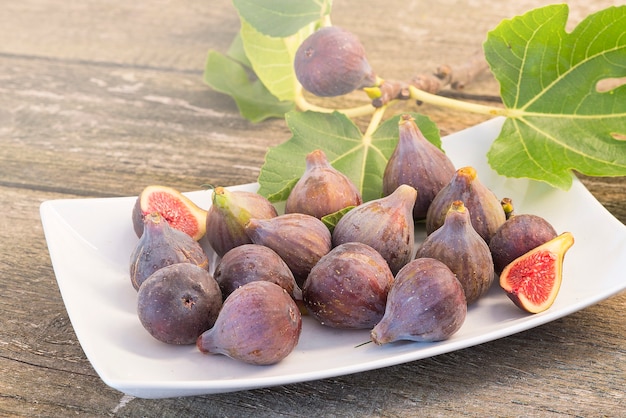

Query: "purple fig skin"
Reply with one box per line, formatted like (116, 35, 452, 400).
(332, 184, 417, 275)
(205, 187, 278, 258)
(137, 263, 223, 345)
(285, 149, 362, 219)
(415, 201, 495, 305)
(245, 213, 332, 287)
(213, 244, 302, 301)
(426, 166, 505, 243)
(383, 115, 455, 221)
(130, 212, 209, 291)
(303, 242, 394, 329)
(371, 258, 467, 344)
(294, 26, 377, 97)
(196, 281, 302, 366)
(489, 213, 558, 275)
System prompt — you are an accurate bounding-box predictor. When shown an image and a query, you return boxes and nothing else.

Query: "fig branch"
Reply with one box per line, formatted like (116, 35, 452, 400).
(294, 47, 509, 124)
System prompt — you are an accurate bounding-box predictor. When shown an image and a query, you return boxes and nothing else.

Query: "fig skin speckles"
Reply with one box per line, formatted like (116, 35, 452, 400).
(303, 242, 394, 329)
(197, 281, 302, 365)
(332, 184, 417, 275)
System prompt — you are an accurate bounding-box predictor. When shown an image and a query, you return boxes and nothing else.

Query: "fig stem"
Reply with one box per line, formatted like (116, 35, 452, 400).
(294, 86, 377, 118)
(408, 85, 509, 117)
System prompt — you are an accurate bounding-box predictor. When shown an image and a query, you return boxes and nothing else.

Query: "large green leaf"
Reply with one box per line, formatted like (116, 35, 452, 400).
(203, 50, 294, 122)
(485, 4, 626, 189)
(232, 0, 332, 37)
(257, 111, 441, 202)
(239, 19, 314, 102)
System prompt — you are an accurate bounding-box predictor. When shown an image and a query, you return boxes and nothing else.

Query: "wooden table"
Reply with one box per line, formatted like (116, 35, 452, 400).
(2, 0, 624, 416)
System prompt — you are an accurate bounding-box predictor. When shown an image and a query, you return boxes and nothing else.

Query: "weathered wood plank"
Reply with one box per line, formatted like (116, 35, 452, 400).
(1, 0, 624, 416)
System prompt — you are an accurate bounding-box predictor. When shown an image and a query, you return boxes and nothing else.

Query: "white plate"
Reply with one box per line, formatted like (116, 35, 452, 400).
(40, 117, 626, 399)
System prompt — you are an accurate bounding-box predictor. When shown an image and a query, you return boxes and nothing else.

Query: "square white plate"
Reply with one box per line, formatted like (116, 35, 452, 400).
(40, 117, 626, 399)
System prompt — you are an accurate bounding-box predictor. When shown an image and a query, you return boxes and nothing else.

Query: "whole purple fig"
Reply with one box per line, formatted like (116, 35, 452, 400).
(205, 187, 277, 258)
(197, 281, 302, 365)
(303, 242, 394, 329)
(426, 166, 505, 243)
(245, 213, 332, 287)
(285, 149, 362, 219)
(294, 26, 377, 97)
(415, 201, 494, 305)
(213, 244, 302, 301)
(371, 258, 466, 344)
(332, 184, 417, 275)
(130, 212, 209, 290)
(489, 213, 558, 274)
(137, 263, 222, 345)
(383, 114, 456, 221)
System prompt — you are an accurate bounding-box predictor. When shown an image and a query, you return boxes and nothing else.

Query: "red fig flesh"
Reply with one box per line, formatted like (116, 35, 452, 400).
(132, 185, 207, 240)
(499, 232, 574, 313)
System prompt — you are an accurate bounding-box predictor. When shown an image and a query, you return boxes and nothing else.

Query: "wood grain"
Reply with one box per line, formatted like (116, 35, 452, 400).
(1, 0, 624, 416)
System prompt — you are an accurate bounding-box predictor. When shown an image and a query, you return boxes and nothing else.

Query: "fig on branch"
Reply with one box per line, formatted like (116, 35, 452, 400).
(197, 281, 302, 366)
(371, 257, 466, 344)
(415, 201, 494, 305)
(489, 213, 558, 275)
(205, 187, 278, 258)
(383, 114, 456, 221)
(132, 185, 207, 241)
(426, 166, 505, 243)
(130, 212, 209, 291)
(332, 184, 417, 275)
(137, 263, 222, 345)
(499, 232, 574, 314)
(294, 26, 377, 97)
(285, 149, 362, 219)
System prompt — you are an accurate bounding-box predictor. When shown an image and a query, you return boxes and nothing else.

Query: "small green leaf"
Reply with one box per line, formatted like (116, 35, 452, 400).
(257, 111, 440, 202)
(232, 0, 332, 37)
(485, 4, 626, 189)
(321, 206, 355, 233)
(239, 19, 314, 102)
(203, 50, 294, 122)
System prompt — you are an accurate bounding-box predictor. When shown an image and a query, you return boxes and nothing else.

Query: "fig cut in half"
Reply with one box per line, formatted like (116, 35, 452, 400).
(132, 185, 207, 241)
(499, 232, 574, 314)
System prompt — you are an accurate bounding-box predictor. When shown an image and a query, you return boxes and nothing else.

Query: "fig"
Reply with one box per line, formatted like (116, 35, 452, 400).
(332, 184, 417, 275)
(205, 186, 278, 258)
(285, 149, 362, 219)
(371, 257, 466, 344)
(303, 242, 394, 329)
(245, 213, 332, 287)
(489, 213, 558, 275)
(499, 232, 574, 314)
(213, 244, 302, 301)
(137, 263, 222, 345)
(132, 185, 207, 240)
(294, 26, 377, 97)
(197, 281, 302, 365)
(129, 212, 209, 291)
(426, 166, 506, 243)
(415, 201, 494, 305)
(383, 114, 456, 220)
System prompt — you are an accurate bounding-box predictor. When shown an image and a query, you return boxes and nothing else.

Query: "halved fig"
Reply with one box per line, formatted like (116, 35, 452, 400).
(132, 185, 207, 241)
(499, 232, 574, 314)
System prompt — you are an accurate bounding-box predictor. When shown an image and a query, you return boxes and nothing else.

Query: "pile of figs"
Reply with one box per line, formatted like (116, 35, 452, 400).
(127, 114, 573, 366)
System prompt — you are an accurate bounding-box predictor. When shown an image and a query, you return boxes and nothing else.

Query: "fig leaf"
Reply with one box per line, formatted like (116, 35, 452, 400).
(203, 50, 294, 122)
(257, 111, 440, 203)
(239, 19, 314, 102)
(232, 0, 332, 38)
(485, 4, 626, 189)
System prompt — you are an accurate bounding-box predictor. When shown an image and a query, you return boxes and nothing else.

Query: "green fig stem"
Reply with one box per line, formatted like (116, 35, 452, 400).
(294, 84, 377, 118)
(408, 85, 508, 117)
